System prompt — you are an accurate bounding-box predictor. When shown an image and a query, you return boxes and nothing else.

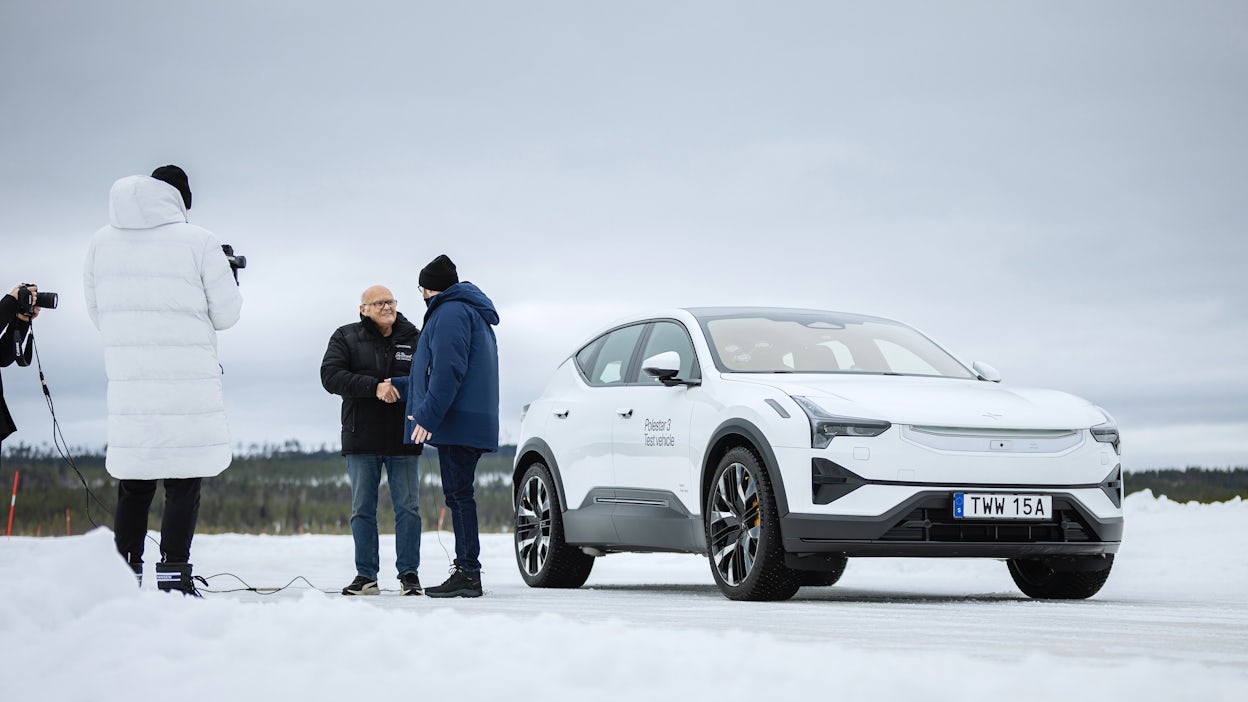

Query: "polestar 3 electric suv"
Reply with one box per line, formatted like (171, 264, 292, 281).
(512, 307, 1123, 601)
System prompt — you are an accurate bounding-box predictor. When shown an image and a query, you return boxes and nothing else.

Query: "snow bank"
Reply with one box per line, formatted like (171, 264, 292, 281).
(1, 494, 1244, 702)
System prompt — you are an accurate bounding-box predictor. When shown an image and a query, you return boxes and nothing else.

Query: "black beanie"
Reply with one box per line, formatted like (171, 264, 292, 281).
(419, 254, 459, 291)
(151, 165, 192, 210)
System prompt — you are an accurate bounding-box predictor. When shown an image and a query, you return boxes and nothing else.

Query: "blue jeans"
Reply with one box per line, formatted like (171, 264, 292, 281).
(438, 445, 483, 572)
(347, 454, 421, 579)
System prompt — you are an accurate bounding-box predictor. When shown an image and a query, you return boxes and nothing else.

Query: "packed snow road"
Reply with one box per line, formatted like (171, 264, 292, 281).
(2, 491, 1244, 701)
(202, 490, 1247, 667)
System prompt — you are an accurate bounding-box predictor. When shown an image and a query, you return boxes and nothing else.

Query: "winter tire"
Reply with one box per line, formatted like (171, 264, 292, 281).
(1007, 555, 1114, 599)
(796, 557, 848, 587)
(705, 446, 800, 601)
(514, 462, 594, 588)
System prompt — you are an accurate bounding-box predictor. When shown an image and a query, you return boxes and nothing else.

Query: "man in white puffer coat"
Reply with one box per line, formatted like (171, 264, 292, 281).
(84, 165, 243, 594)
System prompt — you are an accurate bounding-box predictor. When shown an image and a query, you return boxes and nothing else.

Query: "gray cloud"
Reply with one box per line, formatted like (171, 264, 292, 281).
(2, 1, 1246, 468)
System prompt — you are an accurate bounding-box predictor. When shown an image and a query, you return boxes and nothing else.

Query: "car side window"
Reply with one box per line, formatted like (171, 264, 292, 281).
(574, 337, 603, 379)
(580, 324, 645, 387)
(633, 321, 699, 384)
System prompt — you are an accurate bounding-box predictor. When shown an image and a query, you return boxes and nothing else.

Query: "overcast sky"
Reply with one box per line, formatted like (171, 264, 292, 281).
(2, 1, 1245, 469)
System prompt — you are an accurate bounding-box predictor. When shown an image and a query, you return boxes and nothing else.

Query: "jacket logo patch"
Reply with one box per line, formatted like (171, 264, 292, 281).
(395, 351, 413, 362)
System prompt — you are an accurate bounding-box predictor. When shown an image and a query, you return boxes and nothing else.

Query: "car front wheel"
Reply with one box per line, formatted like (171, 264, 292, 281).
(705, 446, 800, 601)
(514, 462, 594, 588)
(1007, 555, 1114, 599)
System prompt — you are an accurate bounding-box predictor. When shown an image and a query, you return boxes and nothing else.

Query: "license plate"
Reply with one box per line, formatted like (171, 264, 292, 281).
(953, 493, 1052, 520)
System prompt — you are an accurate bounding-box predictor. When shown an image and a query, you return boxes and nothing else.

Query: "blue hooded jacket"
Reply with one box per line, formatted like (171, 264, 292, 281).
(392, 282, 499, 451)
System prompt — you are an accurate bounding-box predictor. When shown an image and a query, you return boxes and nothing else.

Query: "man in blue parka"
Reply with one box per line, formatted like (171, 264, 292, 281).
(391, 254, 498, 598)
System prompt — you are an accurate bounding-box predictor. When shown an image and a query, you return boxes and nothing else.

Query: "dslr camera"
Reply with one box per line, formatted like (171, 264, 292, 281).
(222, 244, 247, 283)
(17, 285, 57, 316)
(222, 244, 247, 272)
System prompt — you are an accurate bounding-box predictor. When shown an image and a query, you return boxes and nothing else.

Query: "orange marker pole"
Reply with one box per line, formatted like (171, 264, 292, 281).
(5, 471, 17, 538)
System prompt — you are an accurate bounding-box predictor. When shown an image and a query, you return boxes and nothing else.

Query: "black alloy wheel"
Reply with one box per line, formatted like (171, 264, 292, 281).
(513, 461, 594, 588)
(705, 446, 800, 601)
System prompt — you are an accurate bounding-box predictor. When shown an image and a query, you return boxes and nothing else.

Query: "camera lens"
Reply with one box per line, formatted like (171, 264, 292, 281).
(35, 291, 58, 309)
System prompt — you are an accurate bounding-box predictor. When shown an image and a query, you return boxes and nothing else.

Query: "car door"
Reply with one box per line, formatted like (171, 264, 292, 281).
(609, 320, 702, 550)
(543, 323, 646, 544)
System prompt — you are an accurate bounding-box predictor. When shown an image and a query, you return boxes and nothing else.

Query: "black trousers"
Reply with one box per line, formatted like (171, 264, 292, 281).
(114, 477, 202, 565)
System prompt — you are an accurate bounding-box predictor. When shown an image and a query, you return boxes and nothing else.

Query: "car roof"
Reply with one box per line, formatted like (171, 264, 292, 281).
(590, 307, 902, 336)
(682, 306, 898, 326)
(567, 306, 909, 361)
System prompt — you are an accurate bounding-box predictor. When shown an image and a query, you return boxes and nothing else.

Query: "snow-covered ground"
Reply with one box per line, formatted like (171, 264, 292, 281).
(2, 491, 1244, 701)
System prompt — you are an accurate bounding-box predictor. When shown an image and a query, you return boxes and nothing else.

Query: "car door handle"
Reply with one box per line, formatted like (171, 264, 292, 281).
(617, 408, 633, 418)
(553, 409, 569, 418)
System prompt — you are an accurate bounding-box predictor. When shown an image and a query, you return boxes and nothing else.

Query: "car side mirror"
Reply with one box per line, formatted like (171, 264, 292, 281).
(972, 361, 1001, 383)
(642, 351, 699, 387)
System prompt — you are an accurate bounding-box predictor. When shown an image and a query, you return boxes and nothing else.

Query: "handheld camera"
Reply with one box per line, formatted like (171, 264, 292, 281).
(17, 285, 57, 316)
(221, 245, 247, 283)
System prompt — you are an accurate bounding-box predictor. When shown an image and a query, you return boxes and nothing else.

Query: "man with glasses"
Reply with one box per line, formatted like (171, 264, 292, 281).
(321, 285, 423, 595)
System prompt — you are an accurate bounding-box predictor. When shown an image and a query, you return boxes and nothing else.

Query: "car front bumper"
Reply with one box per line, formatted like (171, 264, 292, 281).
(779, 489, 1122, 559)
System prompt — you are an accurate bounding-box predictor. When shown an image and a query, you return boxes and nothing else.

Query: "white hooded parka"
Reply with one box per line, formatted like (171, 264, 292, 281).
(84, 175, 243, 479)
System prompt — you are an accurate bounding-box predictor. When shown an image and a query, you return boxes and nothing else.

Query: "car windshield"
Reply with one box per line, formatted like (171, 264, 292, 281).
(697, 309, 975, 378)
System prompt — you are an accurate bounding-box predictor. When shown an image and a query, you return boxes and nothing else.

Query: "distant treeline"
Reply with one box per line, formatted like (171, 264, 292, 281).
(1, 442, 1244, 537)
(0, 442, 515, 537)
(1124, 468, 1248, 504)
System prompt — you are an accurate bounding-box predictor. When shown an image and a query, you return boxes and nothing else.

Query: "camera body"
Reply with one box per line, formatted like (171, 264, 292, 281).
(221, 245, 246, 284)
(17, 285, 57, 315)
(221, 244, 247, 271)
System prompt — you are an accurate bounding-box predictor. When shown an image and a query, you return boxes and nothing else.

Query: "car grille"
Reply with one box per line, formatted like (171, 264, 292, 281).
(879, 506, 1095, 543)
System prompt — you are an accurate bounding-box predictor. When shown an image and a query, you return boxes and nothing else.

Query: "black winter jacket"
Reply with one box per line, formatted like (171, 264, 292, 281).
(320, 312, 421, 455)
(1, 294, 33, 441)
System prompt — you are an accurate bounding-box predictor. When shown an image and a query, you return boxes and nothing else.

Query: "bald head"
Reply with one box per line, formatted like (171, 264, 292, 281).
(359, 285, 398, 336)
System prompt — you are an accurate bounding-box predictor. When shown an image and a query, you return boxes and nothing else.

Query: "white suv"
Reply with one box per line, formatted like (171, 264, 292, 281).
(512, 307, 1123, 601)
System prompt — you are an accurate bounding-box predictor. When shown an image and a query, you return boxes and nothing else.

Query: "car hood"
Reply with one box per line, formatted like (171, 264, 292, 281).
(726, 373, 1108, 430)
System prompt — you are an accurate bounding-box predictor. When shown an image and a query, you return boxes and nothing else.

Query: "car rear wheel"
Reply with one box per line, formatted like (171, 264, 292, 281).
(1007, 555, 1114, 599)
(514, 462, 594, 588)
(705, 446, 800, 601)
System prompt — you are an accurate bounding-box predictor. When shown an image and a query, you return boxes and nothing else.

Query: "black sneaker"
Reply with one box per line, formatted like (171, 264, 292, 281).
(425, 566, 482, 598)
(400, 572, 423, 596)
(341, 575, 380, 596)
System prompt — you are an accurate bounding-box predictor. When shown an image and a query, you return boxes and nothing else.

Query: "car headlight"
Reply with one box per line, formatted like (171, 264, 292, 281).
(792, 396, 891, 449)
(1090, 408, 1120, 455)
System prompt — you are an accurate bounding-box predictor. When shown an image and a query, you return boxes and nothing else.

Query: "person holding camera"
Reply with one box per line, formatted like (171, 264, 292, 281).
(84, 165, 243, 595)
(320, 285, 423, 596)
(1, 284, 42, 453)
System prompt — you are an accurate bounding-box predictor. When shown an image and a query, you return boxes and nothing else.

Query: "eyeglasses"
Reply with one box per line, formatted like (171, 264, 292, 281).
(364, 299, 397, 309)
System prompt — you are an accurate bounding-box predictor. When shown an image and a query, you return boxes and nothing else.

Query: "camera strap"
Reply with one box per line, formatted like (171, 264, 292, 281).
(11, 326, 33, 367)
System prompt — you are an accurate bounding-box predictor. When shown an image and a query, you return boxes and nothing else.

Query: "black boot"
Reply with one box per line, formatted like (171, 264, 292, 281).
(129, 561, 143, 588)
(156, 562, 202, 597)
(425, 566, 482, 598)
